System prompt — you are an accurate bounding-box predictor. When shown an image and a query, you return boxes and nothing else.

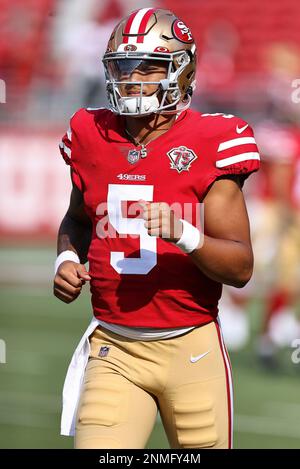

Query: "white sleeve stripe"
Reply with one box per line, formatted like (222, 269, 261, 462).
(216, 152, 260, 168)
(218, 137, 256, 152)
(59, 142, 71, 158)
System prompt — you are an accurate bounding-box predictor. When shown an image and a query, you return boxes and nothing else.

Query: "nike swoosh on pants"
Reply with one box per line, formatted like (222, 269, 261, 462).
(190, 350, 211, 363)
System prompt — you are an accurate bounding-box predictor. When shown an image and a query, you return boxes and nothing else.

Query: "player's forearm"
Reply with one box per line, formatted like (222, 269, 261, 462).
(57, 213, 92, 264)
(189, 235, 253, 288)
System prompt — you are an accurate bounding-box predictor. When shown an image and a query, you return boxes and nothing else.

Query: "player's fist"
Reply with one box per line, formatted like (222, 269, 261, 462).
(53, 261, 91, 304)
(139, 201, 183, 243)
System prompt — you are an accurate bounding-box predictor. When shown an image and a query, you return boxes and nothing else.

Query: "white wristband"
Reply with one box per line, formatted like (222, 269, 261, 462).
(54, 250, 80, 275)
(175, 219, 201, 254)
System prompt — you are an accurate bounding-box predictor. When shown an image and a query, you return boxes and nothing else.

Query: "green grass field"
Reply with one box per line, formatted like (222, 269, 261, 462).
(1, 247, 300, 448)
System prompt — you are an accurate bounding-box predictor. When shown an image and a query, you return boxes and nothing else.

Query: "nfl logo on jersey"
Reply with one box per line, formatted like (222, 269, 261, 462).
(127, 149, 140, 164)
(99, 346, 110, 358)
(167, 146, 197, 173)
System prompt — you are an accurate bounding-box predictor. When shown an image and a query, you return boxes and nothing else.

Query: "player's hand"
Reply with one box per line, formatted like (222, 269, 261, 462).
(139, 200, 183, 243)
(53, 261, 91, 304)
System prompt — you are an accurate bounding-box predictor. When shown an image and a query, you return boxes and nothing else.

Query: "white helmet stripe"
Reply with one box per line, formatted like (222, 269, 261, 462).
(129, 8, 153, 36)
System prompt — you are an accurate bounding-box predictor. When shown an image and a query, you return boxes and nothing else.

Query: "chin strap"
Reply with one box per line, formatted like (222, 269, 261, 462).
(119, 94, 191, 116)
(120, 94, 160, 114)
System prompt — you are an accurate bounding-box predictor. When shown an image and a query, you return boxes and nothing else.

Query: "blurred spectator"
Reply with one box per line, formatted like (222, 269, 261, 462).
(193, 20, 240, 113)
(254, 121, 300, 367)
(262, 42, 300, 124)
(0, 0, 55, 121)
(220, 121, 300, 363)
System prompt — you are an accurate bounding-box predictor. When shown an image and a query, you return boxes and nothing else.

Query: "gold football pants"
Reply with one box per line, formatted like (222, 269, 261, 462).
(74, 320, 233, 449)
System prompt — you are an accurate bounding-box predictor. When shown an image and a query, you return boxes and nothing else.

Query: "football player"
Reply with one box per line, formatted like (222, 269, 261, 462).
(54, 8, 260, 449)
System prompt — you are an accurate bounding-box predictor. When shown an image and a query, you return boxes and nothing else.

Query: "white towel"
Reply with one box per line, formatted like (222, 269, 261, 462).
(61, 316, 100, 436)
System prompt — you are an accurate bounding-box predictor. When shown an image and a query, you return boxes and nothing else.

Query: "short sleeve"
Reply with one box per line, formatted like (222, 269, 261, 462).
(214, 121, 260, 183)
(59, 126, 83, 191)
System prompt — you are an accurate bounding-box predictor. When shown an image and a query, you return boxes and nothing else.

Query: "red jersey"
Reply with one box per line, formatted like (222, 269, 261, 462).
(59, 108, 259, 328)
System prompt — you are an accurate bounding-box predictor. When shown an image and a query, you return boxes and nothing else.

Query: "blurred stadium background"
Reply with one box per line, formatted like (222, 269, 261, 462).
(1, 0, 300, 448)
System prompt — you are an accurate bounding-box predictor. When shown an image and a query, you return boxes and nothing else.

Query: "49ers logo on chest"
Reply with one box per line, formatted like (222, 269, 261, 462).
(167, 146, 197, 173)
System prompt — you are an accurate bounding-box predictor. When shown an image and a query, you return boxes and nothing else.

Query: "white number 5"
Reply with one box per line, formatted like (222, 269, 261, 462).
(107, 184, 157, 274)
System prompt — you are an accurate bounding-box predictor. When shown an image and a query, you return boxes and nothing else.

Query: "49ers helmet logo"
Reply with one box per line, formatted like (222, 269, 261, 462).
(154, 46, 170, 52)
(167, 146, 197, 173)
(124, 44, 137, 51)
(172, 19, 194, 44)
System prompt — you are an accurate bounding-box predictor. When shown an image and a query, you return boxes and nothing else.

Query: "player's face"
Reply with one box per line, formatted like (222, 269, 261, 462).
(109, 59, 168, 97)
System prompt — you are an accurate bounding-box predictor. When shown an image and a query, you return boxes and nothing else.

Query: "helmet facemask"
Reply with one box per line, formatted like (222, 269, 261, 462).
(102, 50, 193, 116)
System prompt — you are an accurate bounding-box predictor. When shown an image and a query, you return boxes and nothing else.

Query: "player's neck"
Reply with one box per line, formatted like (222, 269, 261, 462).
(124, 113, 176, 146)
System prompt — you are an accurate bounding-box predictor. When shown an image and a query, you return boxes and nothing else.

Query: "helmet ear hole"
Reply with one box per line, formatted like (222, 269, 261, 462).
(186, 86, 193, 97)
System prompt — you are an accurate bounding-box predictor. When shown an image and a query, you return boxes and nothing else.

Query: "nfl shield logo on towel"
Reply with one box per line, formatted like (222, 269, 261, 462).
(99, 346, 110, 358)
